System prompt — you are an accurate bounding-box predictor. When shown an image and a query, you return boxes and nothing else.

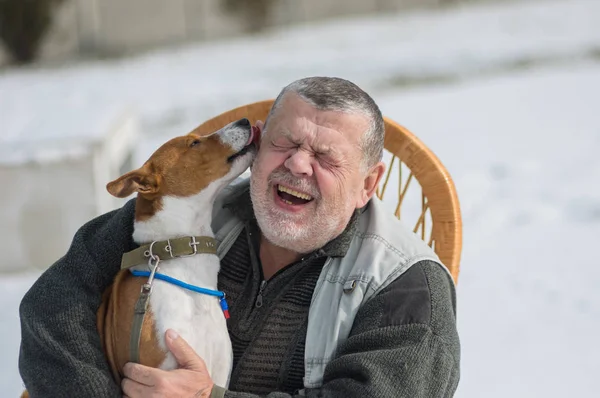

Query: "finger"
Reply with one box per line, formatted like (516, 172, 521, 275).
(122, 377, 152, 398)
(122, 362, 157, 386)
(165, 329, 205, 372)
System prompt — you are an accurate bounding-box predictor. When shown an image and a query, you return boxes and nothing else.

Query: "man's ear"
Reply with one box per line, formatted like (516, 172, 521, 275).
(356, 161, 386, 208)
(106, 167, 160, 198)
(255, 120, 265, 131)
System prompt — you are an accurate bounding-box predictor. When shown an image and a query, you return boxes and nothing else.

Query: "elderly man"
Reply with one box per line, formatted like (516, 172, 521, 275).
(19, 77, 460, 398)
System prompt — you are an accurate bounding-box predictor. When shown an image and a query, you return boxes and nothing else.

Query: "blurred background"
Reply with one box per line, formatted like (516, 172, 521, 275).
(1, 0, 598, 396)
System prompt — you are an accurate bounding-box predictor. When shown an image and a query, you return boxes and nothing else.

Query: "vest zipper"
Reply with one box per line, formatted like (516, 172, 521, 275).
(255, 280, 267, 308)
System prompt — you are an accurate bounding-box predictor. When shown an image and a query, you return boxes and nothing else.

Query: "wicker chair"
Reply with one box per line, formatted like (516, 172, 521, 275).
(192, 100, 462, 284)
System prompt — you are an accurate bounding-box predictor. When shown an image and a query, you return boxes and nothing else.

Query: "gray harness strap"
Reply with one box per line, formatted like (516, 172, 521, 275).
(130, 283, 152, 363)
(128, 252, 161, 364)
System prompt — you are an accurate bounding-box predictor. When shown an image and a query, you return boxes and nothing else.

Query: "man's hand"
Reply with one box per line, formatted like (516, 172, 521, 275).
(122, 329, 214, 398)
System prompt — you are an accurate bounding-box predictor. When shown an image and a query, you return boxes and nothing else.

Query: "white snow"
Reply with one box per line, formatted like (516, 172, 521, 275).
(1, 0, 599, 396)
(377, 61, 600, 397)
(0, 272, 40, 395)
(0, 98, 133, 166)
(1, 0, 599, 165)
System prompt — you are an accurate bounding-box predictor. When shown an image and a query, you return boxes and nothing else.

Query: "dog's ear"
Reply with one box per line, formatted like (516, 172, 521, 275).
(106, 166, 160, 198)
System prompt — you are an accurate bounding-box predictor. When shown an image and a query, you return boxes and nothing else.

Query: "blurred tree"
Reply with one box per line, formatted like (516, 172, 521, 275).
(0, 0, 65, 64)
(222, 0, 275, 33)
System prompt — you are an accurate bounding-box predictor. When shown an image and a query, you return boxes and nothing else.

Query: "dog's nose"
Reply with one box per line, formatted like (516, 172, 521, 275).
(233, 118, 251, 128)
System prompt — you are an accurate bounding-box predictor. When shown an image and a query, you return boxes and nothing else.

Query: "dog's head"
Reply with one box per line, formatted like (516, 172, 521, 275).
(107, 118, 257, 222)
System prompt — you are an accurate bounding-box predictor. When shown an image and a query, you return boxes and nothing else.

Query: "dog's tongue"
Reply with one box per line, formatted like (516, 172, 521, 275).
(248, 125, 261, 147)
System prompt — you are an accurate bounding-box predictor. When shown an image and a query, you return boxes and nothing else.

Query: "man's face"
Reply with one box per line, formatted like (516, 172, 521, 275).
(250, 93, 379, 254)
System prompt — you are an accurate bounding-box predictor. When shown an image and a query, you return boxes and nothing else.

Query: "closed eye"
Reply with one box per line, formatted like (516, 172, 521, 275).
(317, 155, 338, 167)
(271, 141, 294, 150)
(271, 137, 299, 149)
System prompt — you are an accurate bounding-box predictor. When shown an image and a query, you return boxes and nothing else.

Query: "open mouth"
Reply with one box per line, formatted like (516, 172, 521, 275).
(227, 143, 253, 163)
(276, 184, 314, 206)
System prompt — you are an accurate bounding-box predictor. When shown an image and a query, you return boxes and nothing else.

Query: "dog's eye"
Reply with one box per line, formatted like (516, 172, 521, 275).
(190, 140, 200, 147)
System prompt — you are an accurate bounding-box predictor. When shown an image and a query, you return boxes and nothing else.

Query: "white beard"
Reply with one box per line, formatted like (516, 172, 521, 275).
(250, 185, 341, 254)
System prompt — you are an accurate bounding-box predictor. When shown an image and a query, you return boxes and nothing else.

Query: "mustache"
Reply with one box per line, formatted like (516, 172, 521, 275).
(268, 168, 320, 199)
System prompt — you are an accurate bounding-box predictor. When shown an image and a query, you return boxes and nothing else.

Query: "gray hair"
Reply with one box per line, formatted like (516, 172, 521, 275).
(265, 76, 385, 170)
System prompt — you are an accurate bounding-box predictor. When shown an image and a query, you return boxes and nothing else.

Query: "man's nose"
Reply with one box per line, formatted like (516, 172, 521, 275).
(284, 150, 313, 177)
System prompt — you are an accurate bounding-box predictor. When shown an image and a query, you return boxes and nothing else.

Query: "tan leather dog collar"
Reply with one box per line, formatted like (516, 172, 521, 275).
(120, 236, 218, 270)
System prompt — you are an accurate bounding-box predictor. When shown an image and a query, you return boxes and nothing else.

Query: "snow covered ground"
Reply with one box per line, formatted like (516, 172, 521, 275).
(378, 61, 600, 397)
(1, 0, 599, 165)
(1, 0, 599, 396)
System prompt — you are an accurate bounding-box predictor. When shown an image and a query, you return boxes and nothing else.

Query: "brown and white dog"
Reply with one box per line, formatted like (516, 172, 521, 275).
(21, 118, 258, 397)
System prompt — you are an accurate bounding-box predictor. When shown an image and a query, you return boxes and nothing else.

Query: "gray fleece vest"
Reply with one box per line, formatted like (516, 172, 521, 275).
(210, 179, 450, 390)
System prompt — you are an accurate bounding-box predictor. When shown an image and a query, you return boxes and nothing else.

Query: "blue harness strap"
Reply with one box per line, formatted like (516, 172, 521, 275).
(130, 270, 230, 319)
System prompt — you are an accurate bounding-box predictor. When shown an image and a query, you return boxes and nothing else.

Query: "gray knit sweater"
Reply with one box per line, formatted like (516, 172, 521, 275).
(19, 193, 460, 398)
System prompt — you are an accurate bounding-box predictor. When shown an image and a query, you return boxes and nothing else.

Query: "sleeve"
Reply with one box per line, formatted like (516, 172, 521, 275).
(18, 199, 138, 398)
(217, 260, 461, 398)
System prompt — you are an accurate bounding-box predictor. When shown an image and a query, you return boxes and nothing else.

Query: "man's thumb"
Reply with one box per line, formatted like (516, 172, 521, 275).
(165, 329, 205, 371)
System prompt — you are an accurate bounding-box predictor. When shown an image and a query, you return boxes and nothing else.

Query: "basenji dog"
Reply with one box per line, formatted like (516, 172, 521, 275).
(21, 117, 258, 398)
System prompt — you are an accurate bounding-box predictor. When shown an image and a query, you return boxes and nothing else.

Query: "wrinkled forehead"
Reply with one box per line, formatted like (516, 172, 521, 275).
(271, 112, 368, 149)
(268, 93, 370, 145)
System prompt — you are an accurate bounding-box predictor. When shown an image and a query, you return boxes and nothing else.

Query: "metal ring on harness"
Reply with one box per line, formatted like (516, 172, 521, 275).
(142, 254, 160, 293)
(145, 241, 160, 271)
